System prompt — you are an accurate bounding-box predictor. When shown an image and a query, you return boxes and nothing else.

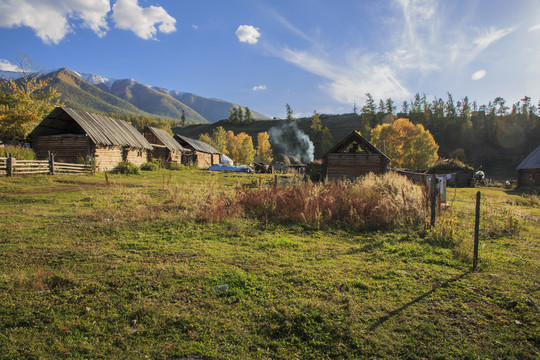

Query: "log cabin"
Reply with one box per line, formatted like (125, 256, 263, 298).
(143, 126, 185, 164)
(174, 134, 220, 167)
(517, 145, 540, 188)
(30, 107, 153, 171)
(322, 131, 390, 180)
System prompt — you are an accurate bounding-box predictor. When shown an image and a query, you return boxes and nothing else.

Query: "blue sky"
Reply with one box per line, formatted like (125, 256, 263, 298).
(1, 0, 539, 118)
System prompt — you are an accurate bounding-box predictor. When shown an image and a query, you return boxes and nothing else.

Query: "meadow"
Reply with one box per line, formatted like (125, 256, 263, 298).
(0, 169, 538, 359)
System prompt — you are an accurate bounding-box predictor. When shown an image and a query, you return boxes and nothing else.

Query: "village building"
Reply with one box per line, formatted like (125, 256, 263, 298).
(322, 131, 390, 180)
(516, 145, 540, 187)
(143, 126, 185, 164)
(30, 107, 152, 171)
(174, 134, 220, 167)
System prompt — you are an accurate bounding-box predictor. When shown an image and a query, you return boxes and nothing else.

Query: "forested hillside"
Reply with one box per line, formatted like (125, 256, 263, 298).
(176, 93, 539, 178)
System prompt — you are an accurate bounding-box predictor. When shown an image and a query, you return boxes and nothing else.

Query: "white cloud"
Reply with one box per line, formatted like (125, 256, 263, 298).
(0, 0, 110, 44)
(192, 24, 199, 30)
(528, 24, 540, 32)
(471, 70, 486, 80)
(0, 59, 20, 72)
(112, 0, 176, 40)
(252, 85, 267, 91)
(236, 25, 261, 44)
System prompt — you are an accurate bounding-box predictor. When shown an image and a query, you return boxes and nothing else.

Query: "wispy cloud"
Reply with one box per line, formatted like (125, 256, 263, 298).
(252, 85, 267, 91)
(528, 24, 540, 32)
(236, 25, 261, 44)
(264, 0, 517, 104)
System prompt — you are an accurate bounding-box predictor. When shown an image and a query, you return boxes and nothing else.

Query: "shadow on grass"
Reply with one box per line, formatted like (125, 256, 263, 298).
(368, 270, 472, 330)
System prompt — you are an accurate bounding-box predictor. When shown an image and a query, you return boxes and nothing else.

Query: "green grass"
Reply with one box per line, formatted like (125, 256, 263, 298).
(0, 171, 538, 359)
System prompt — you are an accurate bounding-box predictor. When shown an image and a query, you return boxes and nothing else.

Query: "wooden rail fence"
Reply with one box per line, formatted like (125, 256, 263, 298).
(0, 153, 93, 176)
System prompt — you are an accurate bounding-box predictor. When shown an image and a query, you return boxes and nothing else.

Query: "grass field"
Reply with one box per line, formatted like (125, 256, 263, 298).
(0, 170, 538, 359)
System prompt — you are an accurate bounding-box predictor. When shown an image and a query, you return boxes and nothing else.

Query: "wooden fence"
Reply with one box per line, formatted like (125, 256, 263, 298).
(0, 153, 93, 176)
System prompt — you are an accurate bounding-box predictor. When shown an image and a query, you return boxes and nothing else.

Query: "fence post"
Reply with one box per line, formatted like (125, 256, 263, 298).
(430, 174, 437, 227)
(274, 175, 278, 188)
(48, 152, 55, 175)
(6, 153, 13, 177)
(472, 191, 481, 271)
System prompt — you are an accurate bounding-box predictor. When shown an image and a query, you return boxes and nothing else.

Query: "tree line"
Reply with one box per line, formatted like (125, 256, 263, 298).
(353, 93, 539, 165)
(198, 126, 273, 165)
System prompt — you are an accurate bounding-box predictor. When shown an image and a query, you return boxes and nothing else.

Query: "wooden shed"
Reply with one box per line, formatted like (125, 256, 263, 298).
(174, 134, 220, 167)
(517, 146, 540, 187)
(143, 126, 185, 164)
(30, 107, 152, 171)
(322, 131, 390, 180)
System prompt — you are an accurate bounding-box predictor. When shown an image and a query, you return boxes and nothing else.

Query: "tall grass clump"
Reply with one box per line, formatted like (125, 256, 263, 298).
(0, 145, 35, 160)
(114, 161, 140, 175)
(227, 172, 425, 230)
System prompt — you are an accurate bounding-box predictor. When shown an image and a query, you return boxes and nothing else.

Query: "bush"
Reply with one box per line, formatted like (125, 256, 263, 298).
(168, 162, 188, 171)
(140, 161, 160, 171)
(0, 145, 35, 160)
(114, 161, 140, 175)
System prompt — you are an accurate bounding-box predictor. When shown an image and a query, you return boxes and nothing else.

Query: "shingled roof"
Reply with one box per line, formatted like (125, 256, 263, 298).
(323, 131, 390, 161)
(30, 107, 153, 150)
(517, 146, 540, 170)
(145, 126, 185, 152)
(174, 134, 220, 154)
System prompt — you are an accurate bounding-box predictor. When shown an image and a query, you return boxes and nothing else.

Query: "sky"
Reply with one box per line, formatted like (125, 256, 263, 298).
(1, 0, 540, 118)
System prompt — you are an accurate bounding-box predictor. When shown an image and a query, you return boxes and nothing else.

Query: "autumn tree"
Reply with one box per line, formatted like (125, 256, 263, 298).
(238, 133, 256, 165)
(225, 130, 238, 161)
(198, 133, 211, 146)
(212, 126, 227, 153)
(371, 118, 439, 169)
(0, 56, 63, 139)
(256, 132, 273, 163)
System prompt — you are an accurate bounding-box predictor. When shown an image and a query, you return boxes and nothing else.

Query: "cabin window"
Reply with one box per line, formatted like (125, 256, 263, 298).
(137, 150, 142, 157)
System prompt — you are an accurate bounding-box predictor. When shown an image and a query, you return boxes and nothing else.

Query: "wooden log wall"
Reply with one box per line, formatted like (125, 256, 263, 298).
(326, 153, 387, 180)
(194, 151, 213, 168)
(33, 135, 89, 162)
(124, 148, 149, 167)
(94, 146, 123, 171)
(518, 169, 540, 187)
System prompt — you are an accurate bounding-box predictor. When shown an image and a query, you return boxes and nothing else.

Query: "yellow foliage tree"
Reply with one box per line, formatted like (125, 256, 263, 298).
(371, 118, 439, 169)
(238, 133, 256, 165)
(255, 132, 273, 163)
(211, 126, 227, 153)
(198, 133, 211, 145)
(0, 75, 62, 139)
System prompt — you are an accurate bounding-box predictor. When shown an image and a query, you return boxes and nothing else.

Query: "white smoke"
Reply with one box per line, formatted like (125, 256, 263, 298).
(268, 122, 314, 163)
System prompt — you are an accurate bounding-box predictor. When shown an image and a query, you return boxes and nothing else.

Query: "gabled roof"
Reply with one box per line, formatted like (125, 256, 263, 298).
(145, 126, 185, 152)
(323, 131, 390, 161)
(174, 134, 220, 154)
(30, 107, 153, 150)
(517, 146, 540, 170)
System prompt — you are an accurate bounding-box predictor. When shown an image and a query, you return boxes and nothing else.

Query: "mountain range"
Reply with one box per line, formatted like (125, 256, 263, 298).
(0, 68, 270, 124)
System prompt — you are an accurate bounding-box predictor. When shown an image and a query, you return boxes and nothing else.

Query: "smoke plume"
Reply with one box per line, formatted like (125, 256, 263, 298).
(268, 122, 314, 163)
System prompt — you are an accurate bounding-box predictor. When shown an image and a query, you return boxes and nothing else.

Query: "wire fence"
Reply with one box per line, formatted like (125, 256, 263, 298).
(439, 189, 539, 308)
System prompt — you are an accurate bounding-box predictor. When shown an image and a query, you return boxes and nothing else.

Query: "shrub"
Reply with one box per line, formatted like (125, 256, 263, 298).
(167, 162, 186, 171)
(114, 161, 140, 175)
(0, 145, 35, 160)
(140, 161, 160, 171)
